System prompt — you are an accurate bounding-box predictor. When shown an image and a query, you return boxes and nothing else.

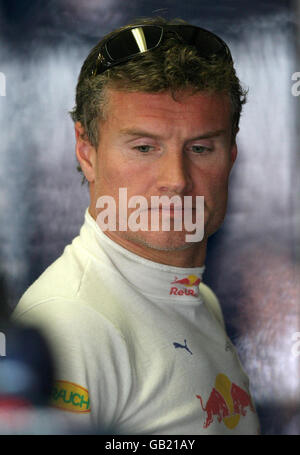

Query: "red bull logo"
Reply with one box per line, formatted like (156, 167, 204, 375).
(170, 275, 201, 297)
(196, 373, 255, 429)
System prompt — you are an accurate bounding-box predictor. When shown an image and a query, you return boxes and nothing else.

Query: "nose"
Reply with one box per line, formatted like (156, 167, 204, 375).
(156, 149, 192, 195)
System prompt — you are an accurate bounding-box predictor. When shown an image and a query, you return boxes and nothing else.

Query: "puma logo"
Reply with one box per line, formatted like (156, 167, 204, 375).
(173, 339, 193, 355)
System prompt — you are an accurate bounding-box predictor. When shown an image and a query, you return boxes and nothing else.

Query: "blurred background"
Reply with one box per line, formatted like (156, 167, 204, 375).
(0, 0, 299, 434)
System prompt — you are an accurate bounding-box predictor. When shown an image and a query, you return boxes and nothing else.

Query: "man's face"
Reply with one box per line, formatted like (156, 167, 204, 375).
(84, 89, 237, 262)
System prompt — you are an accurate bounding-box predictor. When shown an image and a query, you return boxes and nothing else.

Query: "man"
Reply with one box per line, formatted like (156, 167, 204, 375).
(12, 17, 260, 434)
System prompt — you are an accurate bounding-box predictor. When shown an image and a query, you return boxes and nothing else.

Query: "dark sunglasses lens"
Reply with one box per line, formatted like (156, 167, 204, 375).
(177, 27, 228, 58)
(106, 26, 162, 60)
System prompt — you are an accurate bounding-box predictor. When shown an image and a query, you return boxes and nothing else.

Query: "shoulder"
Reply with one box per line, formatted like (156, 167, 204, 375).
(11, 297, 132, 426)
(199, 282, 225, 329)
(11, 298, 131, 390)
(11, 296, 131, 393)
(12, 297, 127, 358)
(17, 242, 90, 307)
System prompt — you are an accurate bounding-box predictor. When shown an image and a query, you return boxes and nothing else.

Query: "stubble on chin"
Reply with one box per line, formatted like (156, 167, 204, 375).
(117, 230, 197, 252)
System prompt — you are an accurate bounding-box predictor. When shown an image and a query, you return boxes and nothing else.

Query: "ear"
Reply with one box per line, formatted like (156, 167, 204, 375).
(231, 142, 238, 165)
(229, 127, 239, 169)
(75, 122, 97, 183)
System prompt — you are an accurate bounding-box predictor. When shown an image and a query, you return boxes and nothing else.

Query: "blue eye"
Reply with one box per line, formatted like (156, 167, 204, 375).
(191, 145, 211, 154)
(135, 145, 152, 153)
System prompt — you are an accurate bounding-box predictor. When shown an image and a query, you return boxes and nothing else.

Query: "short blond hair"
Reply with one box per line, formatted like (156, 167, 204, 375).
(70, 17, 247, 184)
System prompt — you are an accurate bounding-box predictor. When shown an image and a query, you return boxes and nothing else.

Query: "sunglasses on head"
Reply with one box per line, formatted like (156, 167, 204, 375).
(91, 24, 233, 77)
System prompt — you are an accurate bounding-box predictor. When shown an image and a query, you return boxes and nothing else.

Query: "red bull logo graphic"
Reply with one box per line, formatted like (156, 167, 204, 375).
(170, 275, 201, 296)
(196, 373, 255, 429)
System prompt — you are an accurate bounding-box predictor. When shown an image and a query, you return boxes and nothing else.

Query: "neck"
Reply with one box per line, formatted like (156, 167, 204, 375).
(89, 206, 207, 268)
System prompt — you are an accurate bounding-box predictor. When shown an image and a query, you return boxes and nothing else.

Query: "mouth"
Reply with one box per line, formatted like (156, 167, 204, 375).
(148, 207, 195, 218)
(150, 207, 195, 211)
